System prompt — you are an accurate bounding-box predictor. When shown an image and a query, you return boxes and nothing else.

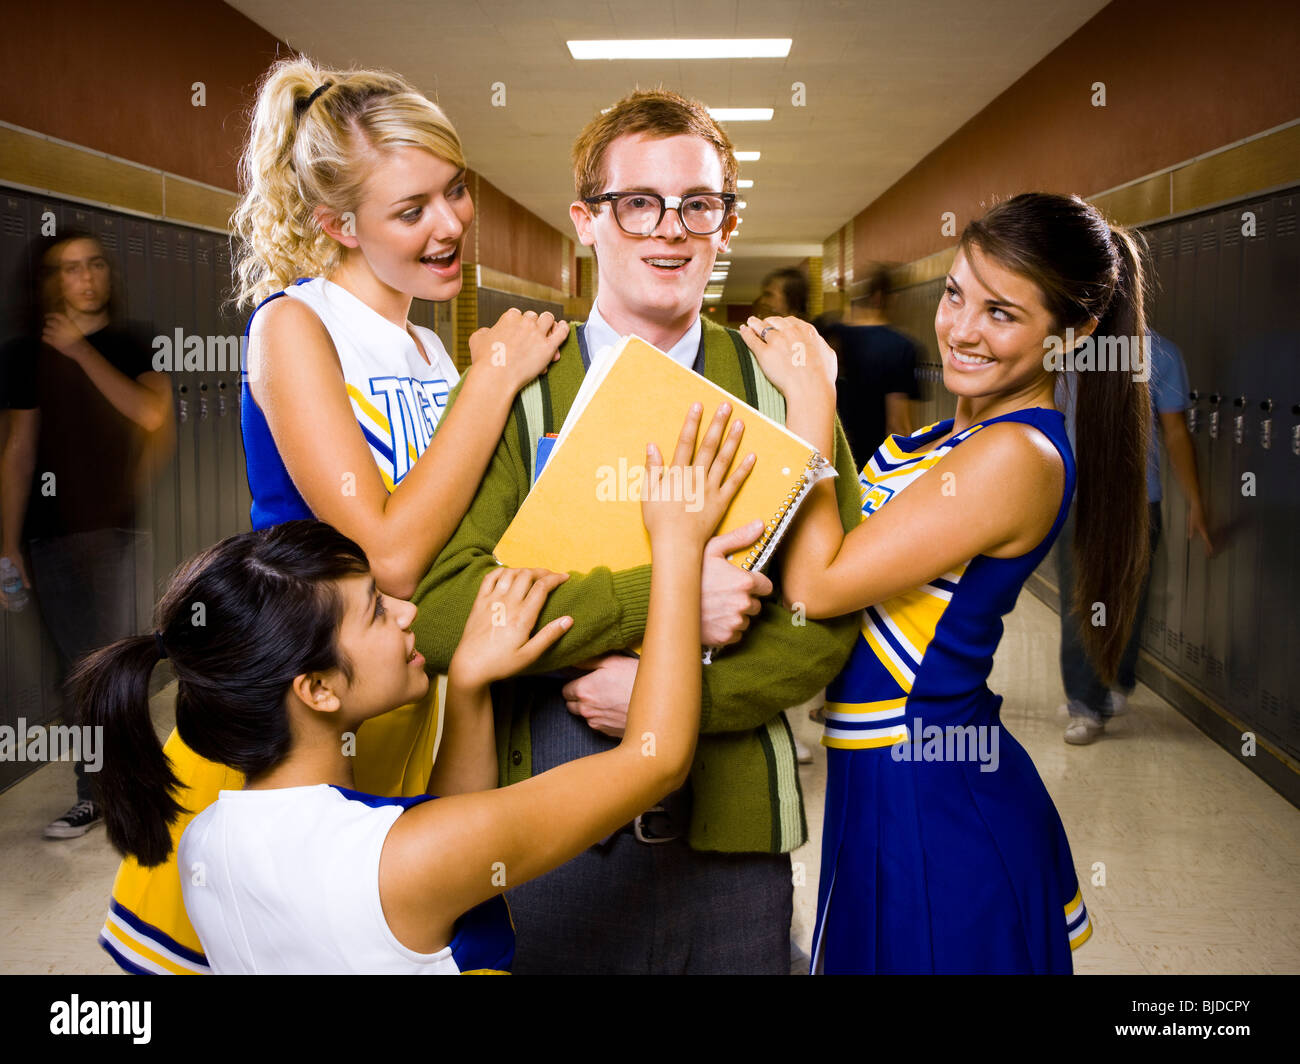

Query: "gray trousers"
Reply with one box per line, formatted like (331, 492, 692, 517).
(506, 679, 793, 974)
(29, 527, 149, 801)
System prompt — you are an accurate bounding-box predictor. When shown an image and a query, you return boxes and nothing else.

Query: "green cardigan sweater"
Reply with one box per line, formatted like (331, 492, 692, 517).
(411, 317, 861, 853)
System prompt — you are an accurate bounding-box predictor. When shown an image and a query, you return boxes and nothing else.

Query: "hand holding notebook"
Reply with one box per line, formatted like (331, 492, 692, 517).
(494, 335, 836, 658)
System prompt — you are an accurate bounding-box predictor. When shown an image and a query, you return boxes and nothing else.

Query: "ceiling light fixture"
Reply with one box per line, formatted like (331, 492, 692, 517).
(567, 39, 792, 60)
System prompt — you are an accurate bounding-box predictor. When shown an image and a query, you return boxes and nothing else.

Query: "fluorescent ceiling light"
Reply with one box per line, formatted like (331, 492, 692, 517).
(704, 293, 723, 300)
(735, 151, 761, 162)
(738, 179, 754, 188)
(708, 108, 773, 122)
(736, 200, 748, 209)
(568, 39, 792, 60)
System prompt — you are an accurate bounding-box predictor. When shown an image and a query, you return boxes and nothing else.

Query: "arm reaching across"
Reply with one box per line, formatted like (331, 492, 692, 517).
(382, 404, 754, 953)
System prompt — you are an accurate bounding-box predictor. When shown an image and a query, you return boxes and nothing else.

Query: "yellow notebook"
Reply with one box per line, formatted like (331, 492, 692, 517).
(494, 335, 834, 579)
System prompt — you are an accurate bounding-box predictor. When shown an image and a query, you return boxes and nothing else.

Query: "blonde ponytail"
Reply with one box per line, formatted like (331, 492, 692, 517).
(231, 56, 466, 308)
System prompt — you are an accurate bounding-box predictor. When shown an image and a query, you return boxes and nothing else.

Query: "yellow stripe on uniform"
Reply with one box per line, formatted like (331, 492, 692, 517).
(821, 728, 909, 750)
(1066, 888, 1092, 950)
(824, 696, 908, 717)
(101, 918, 206, 976)
(345, 382, 391, 435)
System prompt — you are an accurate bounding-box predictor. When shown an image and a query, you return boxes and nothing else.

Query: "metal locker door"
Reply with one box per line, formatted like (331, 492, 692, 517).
(1198, 209, 1233, 703)
(213, 239, 252, 534)
(120, 218, 154, 326)
(206, 235, 237, 542)
(93, 207, 154, 630)
(26, 197, 65, 249)
(160, 224, 200, 563)
(1164, 218, 1199, 681)
(1143, 220, 1178, 657)
(124, 217, 177, 603)
(0, 193, 31, 341)
(1249, 192, 1300, 757)
(19, 197, 69, 737)
(192, 231, 221, 549)
(1211, 202, 1253, 718)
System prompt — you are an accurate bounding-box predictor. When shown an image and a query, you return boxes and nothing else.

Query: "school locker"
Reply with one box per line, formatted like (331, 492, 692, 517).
(1143, 225, 1178, 656)
(1247, 193, 1299, 757)
(1218, 203, 1258, 713)
(192, 232, 221, 550)
(1173, 217, 1209, 688)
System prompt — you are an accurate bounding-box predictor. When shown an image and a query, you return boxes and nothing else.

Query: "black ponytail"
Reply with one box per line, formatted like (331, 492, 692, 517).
(72, 520, 371, 866)
(72, 637, 183, 867)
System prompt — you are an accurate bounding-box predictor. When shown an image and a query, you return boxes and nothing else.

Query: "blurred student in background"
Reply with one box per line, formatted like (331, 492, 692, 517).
(754, 265, 809, 321)
(830, 264, 921, 466)
(0, 230, 172, 839)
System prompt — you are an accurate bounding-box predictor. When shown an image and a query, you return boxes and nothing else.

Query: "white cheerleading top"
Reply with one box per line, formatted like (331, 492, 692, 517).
(283, 277, 459, 491)
(178, 784, 514, 974)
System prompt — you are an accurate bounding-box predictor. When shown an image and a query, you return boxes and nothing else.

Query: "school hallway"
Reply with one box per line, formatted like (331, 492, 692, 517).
(2, 585, 1296, 976)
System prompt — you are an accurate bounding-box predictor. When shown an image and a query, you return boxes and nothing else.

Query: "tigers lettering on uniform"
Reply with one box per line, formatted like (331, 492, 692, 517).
(354, 374, 453, 485)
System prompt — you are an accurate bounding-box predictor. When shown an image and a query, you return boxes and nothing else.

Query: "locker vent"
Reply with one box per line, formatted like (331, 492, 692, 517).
(1179, 234, 1196, 254)
(1185, 643, 1201, 666)
(175, 241, 190, 263)
(1221, 227, 1239, 246)
(197, 246, 209, 264)
(153, 237, 168, 259)
(128, 234, 145, 256)
(1277, 211, 1296, 237)
(3, 212, 24, 237)
(1206, 655, 1224, 681)
(1262, 690, 1281, 716)
(1199, 231, 1218, 251)
(100, 232, 118, 251)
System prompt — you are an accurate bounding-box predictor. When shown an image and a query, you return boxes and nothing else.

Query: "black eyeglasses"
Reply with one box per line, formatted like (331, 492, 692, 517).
(583, 191, 737, 236)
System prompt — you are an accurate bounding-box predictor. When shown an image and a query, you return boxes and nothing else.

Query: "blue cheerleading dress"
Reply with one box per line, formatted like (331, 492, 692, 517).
(811, 407, 1092, 975)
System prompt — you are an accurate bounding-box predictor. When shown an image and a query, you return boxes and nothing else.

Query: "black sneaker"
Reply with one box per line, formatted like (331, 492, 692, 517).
(44, 799, 103, 839)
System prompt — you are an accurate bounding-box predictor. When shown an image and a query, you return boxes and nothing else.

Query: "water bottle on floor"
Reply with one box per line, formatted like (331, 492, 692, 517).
(1, 556, 28, 611)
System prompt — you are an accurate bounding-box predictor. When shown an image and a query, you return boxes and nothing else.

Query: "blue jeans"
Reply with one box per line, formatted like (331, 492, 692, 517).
(29, 527, 150, 801)
(1058, 502, 1162, 721)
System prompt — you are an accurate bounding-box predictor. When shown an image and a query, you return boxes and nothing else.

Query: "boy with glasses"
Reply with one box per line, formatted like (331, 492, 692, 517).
(412, 89, 862, 973)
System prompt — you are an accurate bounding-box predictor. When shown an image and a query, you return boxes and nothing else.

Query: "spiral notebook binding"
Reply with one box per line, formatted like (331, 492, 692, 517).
(740, 451, 835, 574)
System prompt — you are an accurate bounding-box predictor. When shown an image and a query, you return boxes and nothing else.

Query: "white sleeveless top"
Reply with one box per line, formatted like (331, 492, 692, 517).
(283, 278, 459, 491)
(178, 784, 515, 974)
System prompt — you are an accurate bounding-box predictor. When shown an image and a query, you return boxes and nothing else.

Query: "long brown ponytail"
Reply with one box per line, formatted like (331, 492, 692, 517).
(960, 193, 1151, 683)
(1073, 226, 1150, 682)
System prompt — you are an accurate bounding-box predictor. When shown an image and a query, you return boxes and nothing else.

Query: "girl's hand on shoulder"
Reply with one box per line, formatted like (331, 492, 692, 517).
(449, 567, 572, 691)
(738, 315, 837, 404)
(468, 308, 569, 392)
(641, 402, 756, 550)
